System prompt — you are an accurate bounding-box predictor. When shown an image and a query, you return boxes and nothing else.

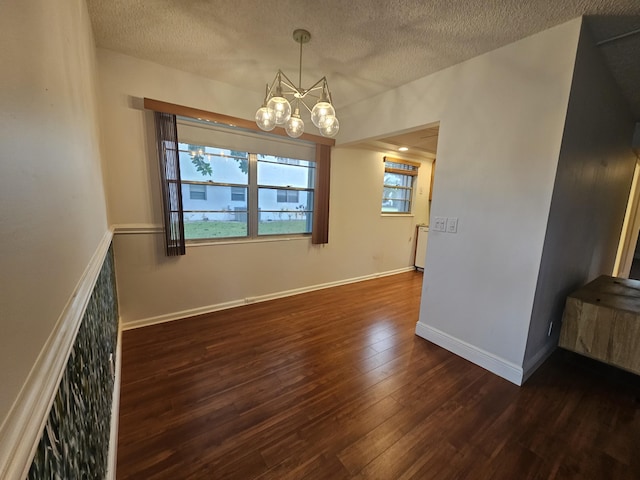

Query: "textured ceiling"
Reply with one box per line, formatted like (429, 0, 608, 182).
(372, 126, 440, 157)
(87, 0, 640, 122)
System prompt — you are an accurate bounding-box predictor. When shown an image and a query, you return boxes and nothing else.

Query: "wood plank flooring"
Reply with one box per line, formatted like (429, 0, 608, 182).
(117, 271, 640, 479)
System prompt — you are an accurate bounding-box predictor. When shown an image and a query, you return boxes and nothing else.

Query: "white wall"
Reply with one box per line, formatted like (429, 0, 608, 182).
(339, 19, 583, 382)
(96, 48, 431, 326)
(523, 23, 637, 373)
(0, 0, 108, 432)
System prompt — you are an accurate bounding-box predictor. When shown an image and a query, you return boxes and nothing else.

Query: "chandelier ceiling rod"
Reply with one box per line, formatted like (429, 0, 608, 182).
(295, 29, 307, 90)
(255, 29, 339, 139)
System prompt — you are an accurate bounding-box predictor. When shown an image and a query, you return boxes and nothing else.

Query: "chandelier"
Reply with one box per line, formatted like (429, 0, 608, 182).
(255, 29, 339, 138)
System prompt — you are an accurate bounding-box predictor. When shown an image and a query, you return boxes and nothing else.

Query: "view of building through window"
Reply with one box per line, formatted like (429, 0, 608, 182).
(382, 159, 419, 213)
(179, 143, 315, 239)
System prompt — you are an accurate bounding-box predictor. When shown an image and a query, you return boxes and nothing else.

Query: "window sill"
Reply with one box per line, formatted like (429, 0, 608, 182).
(186, 235, 310, 247)
(380, 213, 415, 218)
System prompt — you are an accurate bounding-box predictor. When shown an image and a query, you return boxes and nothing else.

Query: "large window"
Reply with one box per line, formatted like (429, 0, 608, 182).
(149, 100, 333, 255)
(178, 142, 315, 240)
(382, 157, 420, 213)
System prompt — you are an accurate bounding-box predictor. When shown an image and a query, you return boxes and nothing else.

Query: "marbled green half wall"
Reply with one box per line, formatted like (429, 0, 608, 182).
(28, 245, 118, 479)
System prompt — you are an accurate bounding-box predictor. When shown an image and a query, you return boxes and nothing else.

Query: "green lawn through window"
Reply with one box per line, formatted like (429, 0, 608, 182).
(184, 220, 309, 239)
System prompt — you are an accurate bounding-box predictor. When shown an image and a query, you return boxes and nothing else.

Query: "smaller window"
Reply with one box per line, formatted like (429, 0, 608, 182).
(189, 184, 207, 200)
(231, 186, 246, 201)
(382, 157, 420, 213)
(276, 189, 300, 203)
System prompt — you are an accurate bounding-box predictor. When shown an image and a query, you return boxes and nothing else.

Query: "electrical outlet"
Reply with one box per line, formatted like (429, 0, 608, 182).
(446, 217, 458, 233)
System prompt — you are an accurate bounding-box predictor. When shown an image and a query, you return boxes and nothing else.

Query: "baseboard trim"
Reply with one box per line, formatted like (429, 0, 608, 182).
(123, 267, 415, 330)
(521, 341, 557, 384)
(415, 322, 524, 386)
(0, 228, 114, 480)
(106, 326, 122, 480)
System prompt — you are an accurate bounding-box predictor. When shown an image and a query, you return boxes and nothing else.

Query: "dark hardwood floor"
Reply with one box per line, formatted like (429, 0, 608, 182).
(117, 271, 640, 479)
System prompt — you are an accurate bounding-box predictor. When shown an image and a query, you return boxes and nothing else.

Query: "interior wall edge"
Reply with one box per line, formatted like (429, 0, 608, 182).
(106, 326, 122, 480)
(523, 17, 638, 368)
(414, 322, 524, 386)
(0, 229, 114, 480)
(521, 342, 557, 384)
(122, 267, 415, 330)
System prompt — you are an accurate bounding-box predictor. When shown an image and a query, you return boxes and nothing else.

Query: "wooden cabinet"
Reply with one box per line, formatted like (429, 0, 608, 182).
(559, 275, 640, 375)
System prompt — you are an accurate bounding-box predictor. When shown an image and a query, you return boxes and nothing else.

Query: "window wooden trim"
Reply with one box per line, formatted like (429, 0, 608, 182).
(383, 156, 421, 168)
(385, 167, 418, 176)
(144, 98, 335, 147)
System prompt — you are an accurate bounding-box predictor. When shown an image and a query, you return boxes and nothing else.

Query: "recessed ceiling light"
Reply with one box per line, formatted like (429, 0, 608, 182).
(398, 147, 409, 152)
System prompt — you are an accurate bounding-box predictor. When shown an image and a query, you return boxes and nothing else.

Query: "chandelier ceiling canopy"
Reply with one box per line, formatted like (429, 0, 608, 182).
(255, 29, 339, 139)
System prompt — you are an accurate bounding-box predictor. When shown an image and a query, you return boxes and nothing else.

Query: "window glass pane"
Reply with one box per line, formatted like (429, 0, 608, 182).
(258, 188, 313, 235)
(230, 186, 246, 201)
(386, 161, 417, 172)
(383, 186, 412, 202)
(384, 172, 412, 188)
(178, 143, 248, 184)
(257, 155, 315, 188)
(177, 119, 316, 162)
(182, 185, 247, 211)
(276, 189, 300, 203)
(182, 184, 248, 239)
(382, 168, 414, 213)
(382, 199, 410, 213)
(183, 212, 247, 239)
(189, 184, 207, 200)
(382, 186, 411, 213)
(258, 219, 312, 235)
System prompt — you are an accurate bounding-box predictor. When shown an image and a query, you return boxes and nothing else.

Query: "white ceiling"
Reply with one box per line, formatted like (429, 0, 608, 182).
(87, 0, 640, 154)
(365, 125, 440, 158)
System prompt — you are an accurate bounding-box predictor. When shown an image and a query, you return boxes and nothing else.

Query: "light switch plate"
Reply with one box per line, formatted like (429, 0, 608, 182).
(446, 217, 458, 233)
(433, 217, 446, 232)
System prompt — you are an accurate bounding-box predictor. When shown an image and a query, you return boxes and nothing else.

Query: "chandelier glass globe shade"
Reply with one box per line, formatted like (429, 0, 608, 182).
(255, 106, 276, 131)
(311, 101, 335, 128)
(285, 114, 305, 138)
(319, 115, 339, 137)
(267, 96, 291, 125)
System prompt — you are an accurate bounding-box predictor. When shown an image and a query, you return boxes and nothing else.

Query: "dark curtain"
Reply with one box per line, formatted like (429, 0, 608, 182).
(154, 111, 186, 256)
(312, 144, 331, 244)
